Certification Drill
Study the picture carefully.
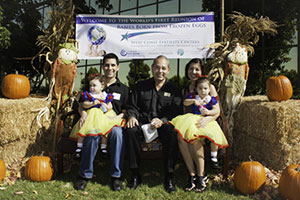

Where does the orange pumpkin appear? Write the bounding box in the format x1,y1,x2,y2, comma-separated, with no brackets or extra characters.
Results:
279,164,300,200
234,161,266,194
1,74,30,99
266,75,293,101
25,156,53,182
0,160,6,182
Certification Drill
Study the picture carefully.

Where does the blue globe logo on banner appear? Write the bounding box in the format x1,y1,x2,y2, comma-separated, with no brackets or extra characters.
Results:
120,49,127,56
87,26,106,45
177,49,184,56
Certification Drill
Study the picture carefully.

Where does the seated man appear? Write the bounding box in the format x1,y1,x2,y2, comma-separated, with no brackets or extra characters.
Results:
125,55,182,193
59,53,129,191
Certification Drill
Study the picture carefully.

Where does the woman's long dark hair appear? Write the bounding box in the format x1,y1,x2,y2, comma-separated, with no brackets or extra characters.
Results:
184,58,206,80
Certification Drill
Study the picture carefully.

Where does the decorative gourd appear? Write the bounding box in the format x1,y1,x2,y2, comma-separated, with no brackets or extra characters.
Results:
266,75,293,101
25,156,53,182
234,160,266,194
1,74,30,99
0,160,6,182
279,164,300,200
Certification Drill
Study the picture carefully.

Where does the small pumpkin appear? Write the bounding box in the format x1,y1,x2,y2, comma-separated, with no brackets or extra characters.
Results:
0,160,6,182
279,164,300,200
266,75,293,101
25,156,53,182
234,160,266,194
1,74,30,99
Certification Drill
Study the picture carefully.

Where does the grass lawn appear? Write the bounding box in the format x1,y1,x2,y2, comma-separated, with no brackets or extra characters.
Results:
0,154,280,200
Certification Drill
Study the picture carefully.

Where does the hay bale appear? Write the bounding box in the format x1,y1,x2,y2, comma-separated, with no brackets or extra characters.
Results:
233,95,300,170
0,97,52,166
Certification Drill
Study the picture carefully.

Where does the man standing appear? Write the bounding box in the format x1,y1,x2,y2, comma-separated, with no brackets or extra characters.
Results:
125,55,182,193
74,53,129,191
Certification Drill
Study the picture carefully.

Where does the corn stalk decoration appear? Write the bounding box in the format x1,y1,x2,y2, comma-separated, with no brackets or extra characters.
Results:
32,0,78,152
206,11,278,147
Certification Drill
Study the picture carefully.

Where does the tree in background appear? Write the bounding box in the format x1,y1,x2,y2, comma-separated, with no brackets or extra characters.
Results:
0,0,114,94
0,6,10,50
202,0,299,98
168,75,189,90
126,59,150,90
94,0,113,11
0,5,10,85
0,0,42,79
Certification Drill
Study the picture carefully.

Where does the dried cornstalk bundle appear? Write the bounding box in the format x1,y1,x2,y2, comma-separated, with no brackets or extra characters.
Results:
225,11,278,56
32,0,75,76
206,11,278,90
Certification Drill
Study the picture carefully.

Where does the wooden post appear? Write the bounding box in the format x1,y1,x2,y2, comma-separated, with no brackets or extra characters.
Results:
297,13,300,88
220,0,224,40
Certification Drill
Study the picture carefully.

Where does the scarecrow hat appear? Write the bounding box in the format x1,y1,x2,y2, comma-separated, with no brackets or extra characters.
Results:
58,43,79,54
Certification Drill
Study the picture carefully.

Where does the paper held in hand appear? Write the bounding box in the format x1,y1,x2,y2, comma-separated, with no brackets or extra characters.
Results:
141,124,158,143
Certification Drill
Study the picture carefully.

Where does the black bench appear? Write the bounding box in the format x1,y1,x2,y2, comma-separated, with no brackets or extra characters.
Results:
56,108,230,179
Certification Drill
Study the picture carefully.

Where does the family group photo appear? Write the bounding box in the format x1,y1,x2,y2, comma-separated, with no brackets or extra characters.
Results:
0,0,299,199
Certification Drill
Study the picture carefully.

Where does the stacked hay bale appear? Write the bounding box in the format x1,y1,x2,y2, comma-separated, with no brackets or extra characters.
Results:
233,95,300,170
0,97,52,166
1,95,299,171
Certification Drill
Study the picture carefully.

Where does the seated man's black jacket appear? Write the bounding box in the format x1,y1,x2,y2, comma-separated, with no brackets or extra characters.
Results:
127,77,182,124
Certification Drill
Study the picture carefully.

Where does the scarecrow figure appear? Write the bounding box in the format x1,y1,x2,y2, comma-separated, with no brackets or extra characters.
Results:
219,43,249,146
207,12,277,146
51,43,78,107
49,43,78,151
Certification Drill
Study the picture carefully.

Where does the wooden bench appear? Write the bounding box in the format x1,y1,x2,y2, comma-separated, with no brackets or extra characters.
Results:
56,108,230,179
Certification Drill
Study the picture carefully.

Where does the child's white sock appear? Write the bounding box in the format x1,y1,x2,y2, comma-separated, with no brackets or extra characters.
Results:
77,142,83,149
211,151,218,162
75,142,83,158
101,143,107,149
101,143,108,154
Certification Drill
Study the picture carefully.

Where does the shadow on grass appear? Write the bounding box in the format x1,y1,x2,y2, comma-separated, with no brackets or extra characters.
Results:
53,153,112,187
54,154,182,189
52,151,242,197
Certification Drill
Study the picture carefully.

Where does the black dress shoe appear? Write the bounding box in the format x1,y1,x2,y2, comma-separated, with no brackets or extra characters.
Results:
111,177,123,191
185,176,196,192
127,175,142,190
195,175,207,193
164,179,177,193
74,177,89,190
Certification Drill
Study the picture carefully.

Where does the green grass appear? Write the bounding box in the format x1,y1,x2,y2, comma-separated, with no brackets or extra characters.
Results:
0,156,263,200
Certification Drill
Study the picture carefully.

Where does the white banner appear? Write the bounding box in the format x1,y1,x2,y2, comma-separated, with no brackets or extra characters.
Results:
76,13,214,59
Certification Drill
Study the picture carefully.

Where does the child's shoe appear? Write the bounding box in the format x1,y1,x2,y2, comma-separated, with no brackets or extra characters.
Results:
101,148,109,158
210,157,222,170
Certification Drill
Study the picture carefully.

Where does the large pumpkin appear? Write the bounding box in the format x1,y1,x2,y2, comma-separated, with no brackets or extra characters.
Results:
279,164,300,200
0,160,6,182
234,161,266,194
1,74,30,99
25,156,53,182
266,75,293,101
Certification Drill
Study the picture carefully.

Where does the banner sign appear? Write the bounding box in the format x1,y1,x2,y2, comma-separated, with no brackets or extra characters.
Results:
76,12,214,59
